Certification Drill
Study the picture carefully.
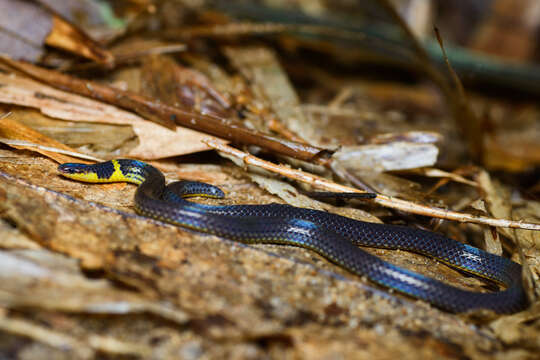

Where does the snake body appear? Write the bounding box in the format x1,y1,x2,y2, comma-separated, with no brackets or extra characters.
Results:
58,159,527,313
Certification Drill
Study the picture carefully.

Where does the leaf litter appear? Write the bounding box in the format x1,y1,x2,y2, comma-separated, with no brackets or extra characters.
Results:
0,1,539,359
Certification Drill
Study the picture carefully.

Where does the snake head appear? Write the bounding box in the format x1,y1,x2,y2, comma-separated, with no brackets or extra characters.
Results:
58,162,104,182
58,163,90,175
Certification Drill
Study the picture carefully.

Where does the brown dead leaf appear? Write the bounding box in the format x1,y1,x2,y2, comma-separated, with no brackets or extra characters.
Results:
0,115,91,164
333,142,439,172
416,168,477,187
476,170,515,241
476,170,539,303
141,55,230,112
490,302,540,347
369,130,442,145
469,199,503,255
512,200,540,300
225,46,309,141
0,72,215,159
46,15,113,65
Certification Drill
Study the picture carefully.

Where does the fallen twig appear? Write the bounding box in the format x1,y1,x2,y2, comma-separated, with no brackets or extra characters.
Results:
204,139,540,231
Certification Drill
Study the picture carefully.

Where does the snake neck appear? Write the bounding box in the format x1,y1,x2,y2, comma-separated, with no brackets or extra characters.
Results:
109,159,153,185
110,160,168,203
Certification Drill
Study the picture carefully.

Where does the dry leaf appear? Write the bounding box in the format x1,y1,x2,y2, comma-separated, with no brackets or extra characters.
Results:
0,116,91,163
0,72,216,159
334,142,439,172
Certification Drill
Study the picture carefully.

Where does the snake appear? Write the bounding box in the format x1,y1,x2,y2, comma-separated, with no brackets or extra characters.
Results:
58,159,527,313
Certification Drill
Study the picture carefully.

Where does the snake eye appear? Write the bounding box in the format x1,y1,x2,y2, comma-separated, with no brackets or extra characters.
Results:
58,163,89,174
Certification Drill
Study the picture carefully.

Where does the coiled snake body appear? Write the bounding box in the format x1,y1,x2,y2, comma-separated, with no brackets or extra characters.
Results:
58,159,527,313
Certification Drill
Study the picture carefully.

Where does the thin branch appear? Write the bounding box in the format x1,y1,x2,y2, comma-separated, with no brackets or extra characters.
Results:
204,139,540,231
